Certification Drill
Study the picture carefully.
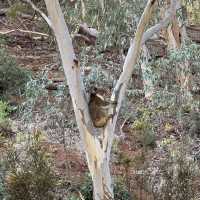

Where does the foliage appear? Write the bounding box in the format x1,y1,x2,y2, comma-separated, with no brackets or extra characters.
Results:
170,42,200,61
0,102,12,200
0,101,10,122
79,174,93,200
0,35,10,46
5,132,57,200
18,71,50,121
7,2,27,19
154,139,199,200
18,72,78,135
182,0,200,24
180,108,200,136
0,159,8,200
132,108,156,148
145,42,200,113
83,65,114,92
0,49,30,101
117,151,134,167
64,0,146,50
154,43,199,87
0,101,12,142
113,178,132,200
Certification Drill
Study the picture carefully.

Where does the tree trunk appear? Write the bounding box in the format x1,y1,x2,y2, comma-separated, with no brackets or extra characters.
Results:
91,157,113,199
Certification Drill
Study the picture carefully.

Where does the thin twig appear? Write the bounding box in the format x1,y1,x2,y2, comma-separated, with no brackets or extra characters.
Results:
22,0,52,28
0,29,49,37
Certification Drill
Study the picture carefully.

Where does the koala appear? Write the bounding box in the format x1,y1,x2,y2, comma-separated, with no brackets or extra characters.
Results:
88,89,112,128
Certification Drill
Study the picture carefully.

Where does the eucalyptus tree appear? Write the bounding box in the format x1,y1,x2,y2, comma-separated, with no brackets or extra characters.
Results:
42,0,180,199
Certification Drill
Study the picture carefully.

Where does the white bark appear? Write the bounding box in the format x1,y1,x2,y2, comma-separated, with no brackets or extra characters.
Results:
43,0,175,199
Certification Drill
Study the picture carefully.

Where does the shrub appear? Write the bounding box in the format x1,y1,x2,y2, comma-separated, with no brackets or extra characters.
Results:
152,139,199,200
79,174,93,200
7,2,27,19
0,159,8,200
113,178,132,200
0,100,11,200
148,43,200,97
0,101,10,122
132,108,156,149
5,132,57,200
0,49,30,101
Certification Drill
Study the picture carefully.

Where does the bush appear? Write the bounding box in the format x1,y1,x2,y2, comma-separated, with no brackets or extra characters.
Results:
152,139,199,200
0,49,30,101
79,174,93,200
0,159,8,200
0,101,12,140
0,100,11,200
0,101,10,122
7,2,27,19
132,108,156,149
5,132,57,200
113,178,132,200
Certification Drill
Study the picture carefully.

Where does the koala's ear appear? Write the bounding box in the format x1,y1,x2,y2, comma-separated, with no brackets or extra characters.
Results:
96,93,104,101
90,86,97,94
93,87,98,93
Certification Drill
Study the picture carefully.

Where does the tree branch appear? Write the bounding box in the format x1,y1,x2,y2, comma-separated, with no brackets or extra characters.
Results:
113,0,178,110
103,0,179,154
0,29,49,37
23,0,52,28
103,0,158,154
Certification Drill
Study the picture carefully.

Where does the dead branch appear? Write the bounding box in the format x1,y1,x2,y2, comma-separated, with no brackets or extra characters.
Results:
75,23,98,45
73,33,95,45
79,23,98,38
0,29,49,37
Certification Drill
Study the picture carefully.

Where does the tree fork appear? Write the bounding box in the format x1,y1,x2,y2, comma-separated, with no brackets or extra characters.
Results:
43,0,178,199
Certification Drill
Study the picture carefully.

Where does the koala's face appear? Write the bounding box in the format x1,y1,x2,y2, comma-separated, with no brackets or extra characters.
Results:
88,91,110,128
